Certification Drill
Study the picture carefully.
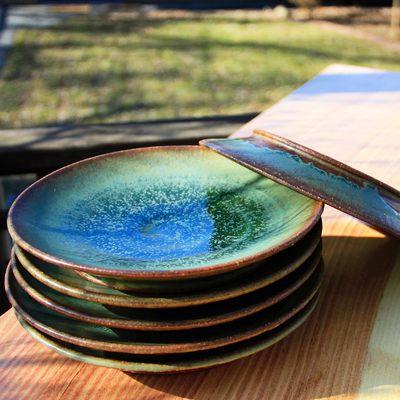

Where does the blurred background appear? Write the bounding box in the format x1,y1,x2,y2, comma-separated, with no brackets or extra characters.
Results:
0,0,399,313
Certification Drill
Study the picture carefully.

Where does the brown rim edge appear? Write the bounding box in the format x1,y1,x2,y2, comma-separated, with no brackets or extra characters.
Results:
14,296,319,374
6,262,322,354
12,239,322,308
10,252,323,331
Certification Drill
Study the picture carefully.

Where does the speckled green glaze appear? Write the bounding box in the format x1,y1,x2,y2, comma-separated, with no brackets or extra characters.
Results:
202,131,400,238
8,146,323,278
11,249,322,330
13,222,322,308
7,262,321,354
14,294,319,373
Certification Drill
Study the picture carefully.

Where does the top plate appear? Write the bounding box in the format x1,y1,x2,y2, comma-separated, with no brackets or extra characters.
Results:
8,145,322,279
201,131,400,238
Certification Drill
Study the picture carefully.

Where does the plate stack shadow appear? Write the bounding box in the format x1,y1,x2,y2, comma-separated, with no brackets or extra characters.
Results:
5,146,324,373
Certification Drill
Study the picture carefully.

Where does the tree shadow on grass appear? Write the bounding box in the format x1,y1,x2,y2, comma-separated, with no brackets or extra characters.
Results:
1,14,400,128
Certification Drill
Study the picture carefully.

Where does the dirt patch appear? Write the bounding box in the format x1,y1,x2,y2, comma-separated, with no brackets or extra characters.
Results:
294,7,400,51
288,7,399,52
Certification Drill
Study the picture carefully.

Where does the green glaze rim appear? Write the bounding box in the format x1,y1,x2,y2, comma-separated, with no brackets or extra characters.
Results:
13,227,322,308
6,261,322,354
14,294,319,374
11,254,322,330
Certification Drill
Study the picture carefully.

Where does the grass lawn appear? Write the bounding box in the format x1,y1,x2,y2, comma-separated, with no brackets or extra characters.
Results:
1,11,400,128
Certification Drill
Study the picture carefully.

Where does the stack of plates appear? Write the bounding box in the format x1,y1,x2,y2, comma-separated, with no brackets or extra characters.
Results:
6,146,324,373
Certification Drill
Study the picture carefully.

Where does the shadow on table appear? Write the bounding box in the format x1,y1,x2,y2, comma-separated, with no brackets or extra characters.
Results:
129,234,400,400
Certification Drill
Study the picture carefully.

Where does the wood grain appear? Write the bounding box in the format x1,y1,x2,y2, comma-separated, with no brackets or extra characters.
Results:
1,64,400,400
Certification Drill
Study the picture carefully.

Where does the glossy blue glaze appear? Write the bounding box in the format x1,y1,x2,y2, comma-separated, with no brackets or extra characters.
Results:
202,134,400,238
9,146,321,275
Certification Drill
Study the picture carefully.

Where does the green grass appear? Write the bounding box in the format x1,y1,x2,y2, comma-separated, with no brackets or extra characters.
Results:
1,13,400,128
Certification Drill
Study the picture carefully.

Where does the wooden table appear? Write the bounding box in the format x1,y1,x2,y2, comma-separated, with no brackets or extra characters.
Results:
1,64,399,400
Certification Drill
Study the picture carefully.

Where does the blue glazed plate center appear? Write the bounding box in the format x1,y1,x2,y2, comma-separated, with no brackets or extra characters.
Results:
66,183,260,262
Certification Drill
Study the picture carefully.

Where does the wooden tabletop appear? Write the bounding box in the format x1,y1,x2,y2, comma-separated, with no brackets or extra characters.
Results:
1,64,400,400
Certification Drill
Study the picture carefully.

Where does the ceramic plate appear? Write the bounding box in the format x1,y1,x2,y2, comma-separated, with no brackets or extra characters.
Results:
8,146,323,279
7,262,322,354
14,294,318,373
13,228,322,308
11,249,322,330
201,131,400,238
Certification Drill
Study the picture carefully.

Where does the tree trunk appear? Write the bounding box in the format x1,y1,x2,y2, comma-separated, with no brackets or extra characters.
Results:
391,0,400,39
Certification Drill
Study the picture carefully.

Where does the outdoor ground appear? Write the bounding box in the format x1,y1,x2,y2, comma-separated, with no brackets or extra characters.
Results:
300,7,400,51
1,8,400,128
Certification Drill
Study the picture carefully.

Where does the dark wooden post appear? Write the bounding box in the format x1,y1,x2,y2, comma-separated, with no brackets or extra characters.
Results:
0,5,8,33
